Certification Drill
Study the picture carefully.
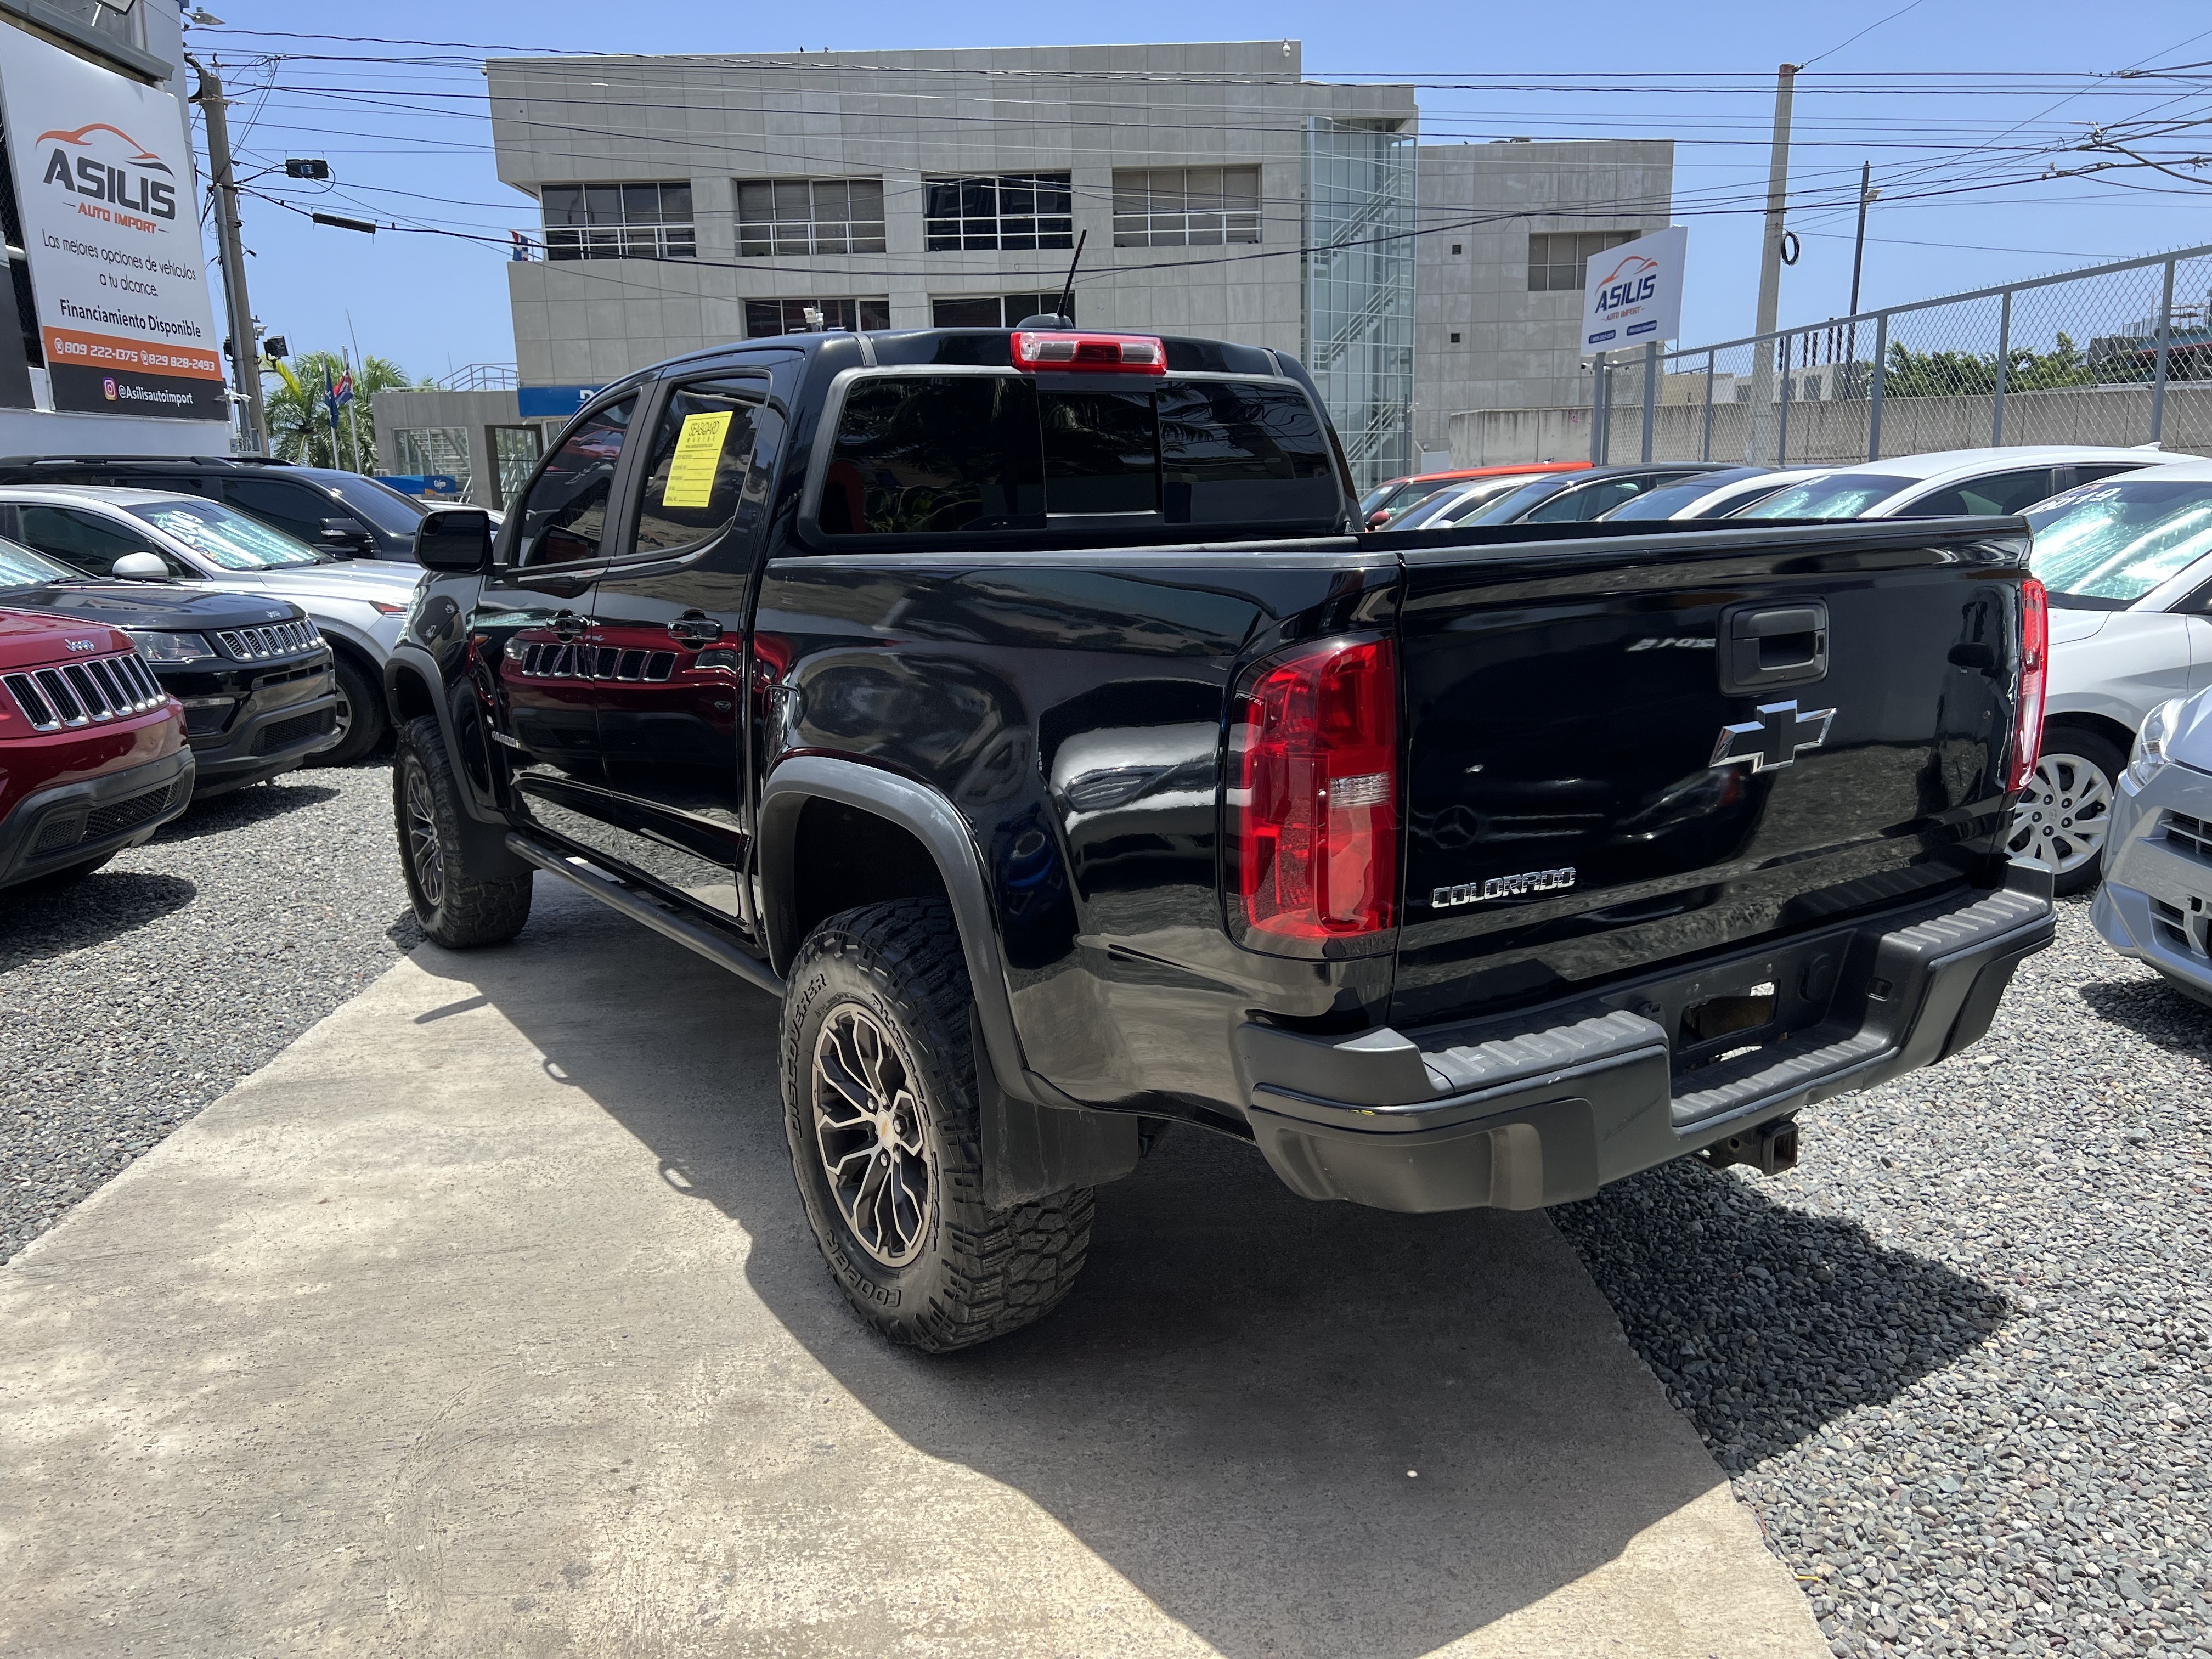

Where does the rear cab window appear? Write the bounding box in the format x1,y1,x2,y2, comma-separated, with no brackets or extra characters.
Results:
806,370,1343,543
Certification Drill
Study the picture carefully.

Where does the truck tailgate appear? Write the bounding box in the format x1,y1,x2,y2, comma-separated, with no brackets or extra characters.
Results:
1389,519,2030,1029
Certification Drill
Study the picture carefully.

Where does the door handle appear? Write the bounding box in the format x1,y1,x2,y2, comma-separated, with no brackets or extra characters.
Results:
1718,600,1828,694
551,609,590,641
667,612,724,646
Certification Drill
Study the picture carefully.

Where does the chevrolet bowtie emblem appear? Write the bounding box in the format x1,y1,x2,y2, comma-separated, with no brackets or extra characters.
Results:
1711,699,1836,772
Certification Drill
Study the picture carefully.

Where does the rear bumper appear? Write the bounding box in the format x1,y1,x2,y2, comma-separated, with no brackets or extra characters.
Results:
1234,861,2056,1212
0,745,194,888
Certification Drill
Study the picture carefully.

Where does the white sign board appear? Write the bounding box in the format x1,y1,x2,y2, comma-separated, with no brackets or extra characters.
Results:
0,24,224,419
1581,225,1687,356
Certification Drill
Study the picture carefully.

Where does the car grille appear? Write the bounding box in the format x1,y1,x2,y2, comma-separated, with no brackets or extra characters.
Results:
2,651,166,732
255,706,336,754
31,780,179,854
213,619,321,661
510,640,678,682
2165,812,2212,861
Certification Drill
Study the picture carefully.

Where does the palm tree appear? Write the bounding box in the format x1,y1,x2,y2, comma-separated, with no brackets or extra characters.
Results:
264,351,425,471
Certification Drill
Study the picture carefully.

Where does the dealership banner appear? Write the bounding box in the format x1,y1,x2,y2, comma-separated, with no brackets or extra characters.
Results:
0,24,224,419
1581,224,1688,356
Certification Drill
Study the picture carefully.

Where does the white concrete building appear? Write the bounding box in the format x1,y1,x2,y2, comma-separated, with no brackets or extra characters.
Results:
380,42,1675,497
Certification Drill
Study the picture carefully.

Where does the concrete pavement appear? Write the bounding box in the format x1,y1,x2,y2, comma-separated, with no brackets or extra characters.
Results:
0,879,1829,1657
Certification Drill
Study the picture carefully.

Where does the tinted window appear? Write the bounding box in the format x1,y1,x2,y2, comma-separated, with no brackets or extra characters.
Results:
821,376,1044,535
1899,469,2058,518
514,397,637,566
630,380,770,556
1157,382,1338,526
1521,476,1658,522
317,472,427,535
224,477,345,543
1403,475,1544,529
1601,468,1771,521
1043,390,1158,516
2025,477,2212,604
1736,472,1910,520
15,505,178,576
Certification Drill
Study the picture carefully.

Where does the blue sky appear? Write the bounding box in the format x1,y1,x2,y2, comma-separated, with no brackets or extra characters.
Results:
188,1,2212,384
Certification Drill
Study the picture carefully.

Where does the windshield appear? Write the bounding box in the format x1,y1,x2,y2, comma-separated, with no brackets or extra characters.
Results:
1601,468,1772,521
1734,471,1909,520
315,471,429,535
127,499,325,569
0,535,81,588
2025,477,2212,606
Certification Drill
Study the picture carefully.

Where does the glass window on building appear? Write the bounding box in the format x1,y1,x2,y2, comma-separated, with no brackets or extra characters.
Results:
735,179,887,256
492,426,544,511
929,295,1073,328
743,298,893,338
1306,119,1415,490
1111,167,1261,247
540,182,696,261
1526,230,1641,293
392,427,473,498
923,175,1073,252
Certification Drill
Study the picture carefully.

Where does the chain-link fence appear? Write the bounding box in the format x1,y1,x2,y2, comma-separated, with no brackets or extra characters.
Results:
1590,243,2212,468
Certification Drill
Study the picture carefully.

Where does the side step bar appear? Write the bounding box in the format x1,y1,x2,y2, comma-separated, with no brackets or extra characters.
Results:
504,832,785,998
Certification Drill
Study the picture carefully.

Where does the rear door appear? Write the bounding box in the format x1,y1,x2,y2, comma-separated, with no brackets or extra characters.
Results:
1390,520,2025,1029
583,371,783,931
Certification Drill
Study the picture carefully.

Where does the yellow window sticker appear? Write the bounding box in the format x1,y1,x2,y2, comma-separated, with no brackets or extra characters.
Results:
661,410,735,509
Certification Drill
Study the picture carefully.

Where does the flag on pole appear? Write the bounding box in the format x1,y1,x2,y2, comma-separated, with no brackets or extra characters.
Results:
321,368,353,428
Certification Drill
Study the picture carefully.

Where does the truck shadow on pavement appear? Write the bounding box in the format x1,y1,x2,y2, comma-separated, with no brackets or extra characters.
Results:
419,890,1996,1658
157,777,341,842
2076,975,2212,1053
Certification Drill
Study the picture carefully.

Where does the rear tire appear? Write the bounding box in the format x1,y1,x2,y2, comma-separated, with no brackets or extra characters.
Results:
2008,726,2123,896
394,715,532,947
779,898,1093,1352
312,652,387,767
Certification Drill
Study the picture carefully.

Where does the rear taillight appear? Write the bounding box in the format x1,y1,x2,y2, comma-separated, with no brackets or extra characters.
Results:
2005,577,2048,795
1228,635,1399,945
1010,330,1167,375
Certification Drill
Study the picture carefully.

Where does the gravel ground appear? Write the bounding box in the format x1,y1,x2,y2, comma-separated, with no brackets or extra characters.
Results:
0,764,417,1263
1558,895,2212,1657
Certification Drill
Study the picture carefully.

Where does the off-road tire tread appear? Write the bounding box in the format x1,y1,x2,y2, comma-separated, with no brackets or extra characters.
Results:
780,898,1093,1352
395,715,532,947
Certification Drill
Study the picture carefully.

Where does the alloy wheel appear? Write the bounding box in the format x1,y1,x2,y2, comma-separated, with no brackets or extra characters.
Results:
404,762,445,907
811,1005,932,1268
330,682,352,745
2006,750,2113,876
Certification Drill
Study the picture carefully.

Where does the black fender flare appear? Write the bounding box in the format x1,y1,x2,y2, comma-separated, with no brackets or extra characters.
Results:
759,754,1045,1108
384,640,529,879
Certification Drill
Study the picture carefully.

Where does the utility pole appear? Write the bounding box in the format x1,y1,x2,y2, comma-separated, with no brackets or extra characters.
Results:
1846,161,1878,398
188,57,267,455
1747,62,1798,464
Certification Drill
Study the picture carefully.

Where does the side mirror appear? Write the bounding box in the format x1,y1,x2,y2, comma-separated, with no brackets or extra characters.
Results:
110,552,172,582
415,506,493,573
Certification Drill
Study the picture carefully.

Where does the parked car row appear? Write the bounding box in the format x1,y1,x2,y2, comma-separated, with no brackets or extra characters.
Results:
0,457,450,889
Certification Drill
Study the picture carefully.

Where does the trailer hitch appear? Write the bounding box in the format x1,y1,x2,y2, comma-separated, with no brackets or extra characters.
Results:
1699,1115,1800,1177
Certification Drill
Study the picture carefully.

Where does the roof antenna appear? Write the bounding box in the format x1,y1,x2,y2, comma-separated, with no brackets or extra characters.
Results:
1052,229,1087,326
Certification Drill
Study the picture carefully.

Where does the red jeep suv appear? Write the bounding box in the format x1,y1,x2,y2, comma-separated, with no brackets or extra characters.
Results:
0,608,192,889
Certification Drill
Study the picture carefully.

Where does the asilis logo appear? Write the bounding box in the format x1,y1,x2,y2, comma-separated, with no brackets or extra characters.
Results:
35,122,178,223
1592,254,1661,318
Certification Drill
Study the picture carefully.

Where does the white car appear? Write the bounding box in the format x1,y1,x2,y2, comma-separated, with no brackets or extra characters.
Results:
1598,466,1820,521
0,485,417,764
2092,690,2212,1001
1730,444,2178,523
2004,460,2212,892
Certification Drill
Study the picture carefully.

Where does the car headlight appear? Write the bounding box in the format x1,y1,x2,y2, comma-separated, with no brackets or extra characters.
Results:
2129,697,2186,790
128,629,213,664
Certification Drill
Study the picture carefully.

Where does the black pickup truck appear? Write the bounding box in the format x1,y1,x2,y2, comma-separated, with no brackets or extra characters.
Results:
385,323,2057,1351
